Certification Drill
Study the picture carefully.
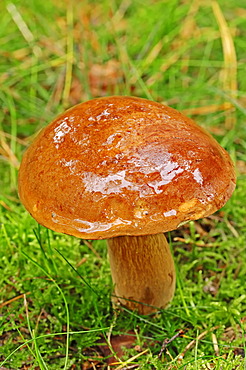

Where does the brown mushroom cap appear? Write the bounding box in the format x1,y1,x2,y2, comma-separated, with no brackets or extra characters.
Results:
18,96,236,239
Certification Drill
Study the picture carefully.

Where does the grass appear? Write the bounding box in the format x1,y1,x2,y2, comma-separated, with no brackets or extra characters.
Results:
0,0,246,368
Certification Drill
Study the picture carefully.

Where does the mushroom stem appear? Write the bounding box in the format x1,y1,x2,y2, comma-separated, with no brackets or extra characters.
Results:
107,233,176,315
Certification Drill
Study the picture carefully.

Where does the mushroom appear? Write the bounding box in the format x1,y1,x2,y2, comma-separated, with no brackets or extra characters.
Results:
18,96,236,315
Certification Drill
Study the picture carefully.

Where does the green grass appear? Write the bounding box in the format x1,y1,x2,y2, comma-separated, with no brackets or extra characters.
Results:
0,0,246,368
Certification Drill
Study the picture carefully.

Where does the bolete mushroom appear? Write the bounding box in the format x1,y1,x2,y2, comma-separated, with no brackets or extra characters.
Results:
18,96,236,314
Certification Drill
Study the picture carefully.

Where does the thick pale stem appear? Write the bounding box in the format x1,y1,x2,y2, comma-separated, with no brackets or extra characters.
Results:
107,233,176,315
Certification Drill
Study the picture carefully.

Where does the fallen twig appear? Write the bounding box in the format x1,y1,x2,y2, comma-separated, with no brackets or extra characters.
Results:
158,330,185,359
0,292,31,309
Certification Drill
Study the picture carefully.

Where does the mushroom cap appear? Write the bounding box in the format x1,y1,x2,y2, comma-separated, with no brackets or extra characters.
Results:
18,96,236,239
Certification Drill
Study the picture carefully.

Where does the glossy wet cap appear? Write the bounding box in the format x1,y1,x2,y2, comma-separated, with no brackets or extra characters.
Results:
18,96,236,239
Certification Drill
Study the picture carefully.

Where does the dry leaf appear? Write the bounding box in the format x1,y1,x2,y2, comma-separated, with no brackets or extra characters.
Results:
89,60,123,97
98,331,137,366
